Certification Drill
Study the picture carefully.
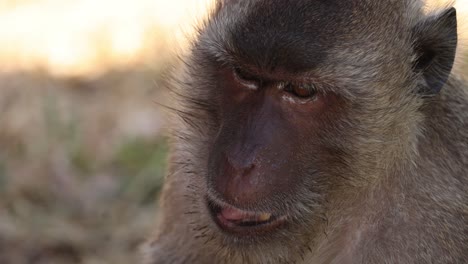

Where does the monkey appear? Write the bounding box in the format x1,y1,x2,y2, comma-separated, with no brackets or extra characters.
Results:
144,0,468,263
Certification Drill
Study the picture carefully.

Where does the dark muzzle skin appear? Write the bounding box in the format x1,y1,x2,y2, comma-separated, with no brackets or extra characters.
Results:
206,93,294,235
205,65,339,236
208,77,309,209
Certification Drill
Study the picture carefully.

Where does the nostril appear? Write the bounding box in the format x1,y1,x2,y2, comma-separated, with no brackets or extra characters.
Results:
244,163,255,175
225,151,257,175
225,157,256,179
213,153,262,205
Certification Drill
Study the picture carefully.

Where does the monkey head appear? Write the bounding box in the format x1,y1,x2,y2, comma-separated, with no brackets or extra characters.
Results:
169,0,458,259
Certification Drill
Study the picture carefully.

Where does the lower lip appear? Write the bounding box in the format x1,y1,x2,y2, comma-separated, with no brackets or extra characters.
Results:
208,202,287,236
215,213,287,235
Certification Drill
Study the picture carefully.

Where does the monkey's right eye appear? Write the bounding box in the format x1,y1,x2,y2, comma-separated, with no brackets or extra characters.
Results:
233,67,260,89
284,83,318,100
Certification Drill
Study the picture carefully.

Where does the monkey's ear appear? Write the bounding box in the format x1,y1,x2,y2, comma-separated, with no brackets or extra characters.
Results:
413,8,457,96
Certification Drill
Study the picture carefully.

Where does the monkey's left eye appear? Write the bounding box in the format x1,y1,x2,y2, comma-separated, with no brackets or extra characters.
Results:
284,83,317,99
233,67,260,89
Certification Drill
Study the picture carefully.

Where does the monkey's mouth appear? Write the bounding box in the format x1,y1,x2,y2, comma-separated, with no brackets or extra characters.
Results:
207,200,286,236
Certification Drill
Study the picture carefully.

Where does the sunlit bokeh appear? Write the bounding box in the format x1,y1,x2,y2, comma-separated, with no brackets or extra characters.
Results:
0,0,466,77
0,0,214,76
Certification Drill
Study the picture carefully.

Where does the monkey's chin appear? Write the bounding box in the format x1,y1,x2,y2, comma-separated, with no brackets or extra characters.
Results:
206,198,287,237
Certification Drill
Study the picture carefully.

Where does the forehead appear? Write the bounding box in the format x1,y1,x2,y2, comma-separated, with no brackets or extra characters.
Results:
212,0,357,72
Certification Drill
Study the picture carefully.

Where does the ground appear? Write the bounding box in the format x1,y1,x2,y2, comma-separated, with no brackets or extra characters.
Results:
0,66,168,264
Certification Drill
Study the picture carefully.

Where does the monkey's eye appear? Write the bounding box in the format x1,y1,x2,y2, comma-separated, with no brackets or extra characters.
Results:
233,67,260,89
284,83,317,99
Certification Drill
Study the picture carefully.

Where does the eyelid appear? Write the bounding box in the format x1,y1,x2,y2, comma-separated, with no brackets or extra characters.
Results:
233,67,260,90
234,67,257,81
282,82,318,92
303,83,318,93
294,82,317,91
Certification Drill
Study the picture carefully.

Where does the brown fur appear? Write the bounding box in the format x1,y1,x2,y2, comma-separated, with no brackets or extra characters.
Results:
145,0,468,263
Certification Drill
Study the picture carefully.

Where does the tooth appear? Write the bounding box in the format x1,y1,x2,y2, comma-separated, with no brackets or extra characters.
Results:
258,213,272,221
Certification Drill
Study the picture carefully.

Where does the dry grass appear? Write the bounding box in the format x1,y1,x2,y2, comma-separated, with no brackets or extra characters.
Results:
0,65,169,263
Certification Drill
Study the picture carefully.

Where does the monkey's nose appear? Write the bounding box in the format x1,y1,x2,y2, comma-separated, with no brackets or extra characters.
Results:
214,154,270,206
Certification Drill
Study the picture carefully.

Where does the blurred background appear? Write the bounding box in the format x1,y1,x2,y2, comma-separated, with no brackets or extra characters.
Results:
0,0,466,263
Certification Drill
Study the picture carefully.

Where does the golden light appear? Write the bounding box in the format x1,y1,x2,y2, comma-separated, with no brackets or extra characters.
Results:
0,0,213,76
0,0,465,77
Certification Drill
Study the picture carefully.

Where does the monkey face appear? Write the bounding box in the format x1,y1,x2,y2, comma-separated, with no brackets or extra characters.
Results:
177,5,381,248
169,0,458,257
181,1,378,244
205,66,345,238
